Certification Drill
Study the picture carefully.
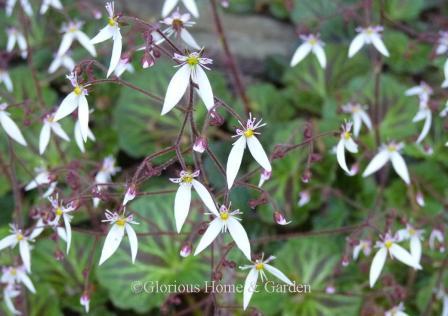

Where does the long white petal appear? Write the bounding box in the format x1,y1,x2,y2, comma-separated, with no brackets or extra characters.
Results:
162,0,178,17
362,150,389,178
78,95,89,142
416,111,431,144
57,227,67,241
227,217,251,260
91,25,114,44
19,241,31,272
226,136,246,189
390,152,410,185
54,92,78,121
75,31,97,57
2,73,13,92
161,64,191,115
48,57,62,74
345,138,358,153
99,224,125,265
0,112,27,146
39,123,51,154
63,214,72,254
57,33,74,57
290,43,312,67
264,264,293,285
336,139,350,174
192,180,219,216
20,0,33,16
74,121,85,152
369,247,387,287
174,185,192,233
247,136,271,172
180,29,200,50
125,224,138,263
193,217,222,256
107,30,122,78
410,236,422,264
4,292,20,315
348,34,365,58
353,114,362,137
360,111,372,130
0,235,16,250
371,34,389,57
182,0,199,17
19,272,35,293
51,123,70,141
243,268,259,310
312,45,326,69
389,244,421,269
193,66,214,111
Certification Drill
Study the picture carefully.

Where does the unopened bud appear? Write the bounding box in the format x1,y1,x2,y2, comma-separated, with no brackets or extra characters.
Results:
180,244,192,257
273,211,291,226
193,136,208,153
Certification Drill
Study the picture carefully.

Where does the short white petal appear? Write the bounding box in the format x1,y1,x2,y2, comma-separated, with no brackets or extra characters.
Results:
39,123,51,154
362,150,389,178
91,25,114,44
54,92,78,121
348,34,365,58
226,136,246,189
78,95,89,142
76,31,97,57
107,30,122,78
162,0,178,17
410,236,422,264
247,136,271,172
369,247,387,287
63,214,72,254
389,244,421,269
193,66,214,111
264,264,293,285
371,34,390,57
0,235,16,250
193,217,222,256
99,224,125,265
227,217,251,260
19,241,31,272
336,140,350,174
312,45,326,69
0,112,27,146
182,0,199,17
290,43,312,67
243,268,259,310
353,244,362,260
390,152,410,185
192,180,219,216
174,185,192,233
125,224,138,263
161,64,191,115
51,123,70,141
180,29,200,50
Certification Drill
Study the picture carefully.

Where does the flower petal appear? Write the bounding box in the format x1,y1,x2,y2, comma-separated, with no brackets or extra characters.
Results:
360,110,372,131
183,0,199,17
410,236,422,264
54,92,78,121
369,247,387,287
362,150,389,178
243,268,259,310
264,264,293,285
174,185,192,233
51,122,70,141
193,217,222,256
348,33,365,58
63,213,72,254
389,244,421,269
345,138,358,153
415,111,431,144
2,72,13,92
107,30,122,78
162,0,178,17
48,57,62,74
91,25,114,44
336,139,350,174
371,33,389,57
312,45,326,69
39,123,51,155
19,240,31,272
290,43,312,67
247,136,271,172
193,66,214,111
78,95,89,142
75,31,97,57
0,112,27,146
74,120,85,152
226,136,246,189
99,224,125,265
19,272,35,293
161,64,191,115
0,235,16,251
57,33,74,57
227,217,251,260
180,29,200,50
192,180,219,216
390,152,410,185
125,224,138,263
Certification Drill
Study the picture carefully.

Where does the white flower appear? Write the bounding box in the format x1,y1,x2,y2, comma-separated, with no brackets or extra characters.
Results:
57,20,97,57
162,51,214,115
170,170,217,233
1,265,35,293
80,292,90,313
352,239,372,260
24,167,53,191
369,232,422,287
258,169,271,187
297,190,310,207
412,102,432,144
6,27,27,59
362,142,410,185
385,302,408,316
160,10,200,50
99,210,139,265
429,229,445,252
341,103,372,137
0,224,36,272
6,0,33,16
194,204,251,260
348,25,389,58
91,2,123,78
123,184,137,206
48,52,75,74
290,34,326,68
40,0,62,14
336,121,358,175
48,196,75,254
0,69,13,92
39,112,70,155
114,55,134,77
53,72,91,142
436,31,448,55
93,156,121,207
396,224,424,264
3,284,21,315
405,81,433,105
0,102,27,146
239,255,292,310
74,118,95,153
226,114,272,189
162,0,199,18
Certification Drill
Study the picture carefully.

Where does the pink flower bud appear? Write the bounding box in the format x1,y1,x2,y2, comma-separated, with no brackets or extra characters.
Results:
80,292,90,313
180,244,192,257
141,52,155,69
301,169,312,183
273,211,291,226
123,184,137,206
193,137,208,153
325,285,336,294
297,190,310,207
258,169,272,187
341,256,349,267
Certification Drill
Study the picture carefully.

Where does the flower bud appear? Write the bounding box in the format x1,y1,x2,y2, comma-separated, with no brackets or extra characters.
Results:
123,184,137,206
258,169,271,187
273,211,291,226
301,169,312,183
179,243,192,257
193,136,208,154
80,292,90,313
416,191,424,207
141,51,155,69
297,190,310,207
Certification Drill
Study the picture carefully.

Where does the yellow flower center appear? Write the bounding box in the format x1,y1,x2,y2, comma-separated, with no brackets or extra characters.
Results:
255,262,264,270
309,38,317,45
244,129,254,138
56,208,63,216
116,218,126,226
220,212,229,220
108,17,117,26
74,86,83,96
344,131,351,140
387,145,396,152
17,234,24,241
385,241,393,249
172,19,184,29
408,228,416,235
11,268,17,276
186,56,199,66
182,175,193,183
68,26,78,33
366,28,374,35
